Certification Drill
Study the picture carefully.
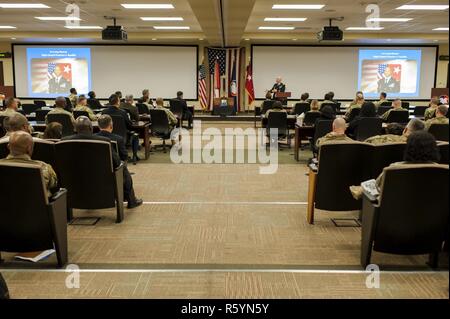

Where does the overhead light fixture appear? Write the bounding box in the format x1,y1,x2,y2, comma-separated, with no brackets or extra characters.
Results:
259,26,295,30
36,17,82,21
292,38,298,41
199,38,204,40
272,4,324,10
64,26,102,29
152,38,157,40
11,37,16,40
264,17,307,21
433,27,449,31
0,26,17,29
140,17,183,21
153,26,190,29
367,18,413,22
244,38,250,41
0,3,50,8
396,4,449,10
121,4,174,9
346,27,384,30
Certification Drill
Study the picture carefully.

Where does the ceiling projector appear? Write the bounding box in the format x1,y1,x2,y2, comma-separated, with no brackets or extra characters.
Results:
102,25,128,41
317,26,344,41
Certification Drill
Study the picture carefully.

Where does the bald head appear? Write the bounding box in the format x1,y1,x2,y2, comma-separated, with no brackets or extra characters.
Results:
276,76,282,83
436,104,448,117
8,131,34,157
4,113,30,133
55,96,67,108
74,116,93,134
332,118,347,134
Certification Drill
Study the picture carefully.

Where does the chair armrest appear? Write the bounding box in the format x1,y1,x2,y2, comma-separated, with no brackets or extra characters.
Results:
50,188,67,203
308,163,318,172
114,162,125,173
311,158,318,165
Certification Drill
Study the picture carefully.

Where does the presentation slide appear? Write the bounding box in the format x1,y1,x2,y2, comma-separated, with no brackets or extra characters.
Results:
358,49,421,98
14,45,198,99
26,47,91,98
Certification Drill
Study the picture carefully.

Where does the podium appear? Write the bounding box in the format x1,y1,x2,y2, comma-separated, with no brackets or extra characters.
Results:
274,92,291,106
212,97,236,116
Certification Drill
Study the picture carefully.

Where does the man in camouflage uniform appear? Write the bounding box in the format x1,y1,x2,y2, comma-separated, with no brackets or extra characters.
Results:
381,98,408,121
74,95,98,121
0,131,57,197
0,113,34,142
0,97,19,117
46,96,76,126
423,96,440,121
425,104,449,130
365,119,424,145
316,118,353,148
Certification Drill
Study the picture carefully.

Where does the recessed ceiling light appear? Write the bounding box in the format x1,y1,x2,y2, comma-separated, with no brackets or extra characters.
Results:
36,17,82,21
244,38,250,41
140,17,183,21
121,4,174,9
292,38,298,41
153,26,190,30
433,39,439,42
346,27,384,31
386,38,392,41
264,17,307,22
0,26,16,29
11,37,16,40
152,38,157,40
367,18,413,22
199,38,204,40
0,3,50,8
272,4,325,10
259,26,295,30
396,5,449,10
64,26,102,29
433,27,449,31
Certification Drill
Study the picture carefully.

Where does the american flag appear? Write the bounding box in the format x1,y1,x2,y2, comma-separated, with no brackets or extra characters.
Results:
198,61,208,110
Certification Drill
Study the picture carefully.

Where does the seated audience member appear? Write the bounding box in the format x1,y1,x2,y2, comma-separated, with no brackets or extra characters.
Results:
320,93,335,108
380,98,408,121
265,101,287,118
0,113,34,142
309,100,320,113
0,97,19,117
175,91,193,129
316,118,353,148
262,91,273,106
155,98,178,129
425,104,449,130
315,105,336,126
424,96,440,121
299,92,310,104
120,95,140,122
138,89,153,107
62,116,143,208
345,93,364,120
374,92,388,108
68,88,78,107
47,96,76,126
350,131,440,200
74,96,98,121
115,91,125,103
43,122,63,140
87,91,103,110
96,114,128,162
0,131,57,197
346,101,377,137
365,119,424,145
327,91,336,103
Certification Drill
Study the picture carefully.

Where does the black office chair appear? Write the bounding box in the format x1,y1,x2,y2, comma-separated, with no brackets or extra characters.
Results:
303,112,321,126
0,162,68,267
21,103,39,115
0,140,8,158
149,109,171,152
35,109,51,122
355,118,383,141
438,142,449,164
310,119,333,155
55,140,125,223
266,112,290,148
401,101,410,109
377,106,392,116
0,115,8,138
386,110,409,123
64,97,73,110
346,107,361,123
34,100,47,108
46,113,75,137
261,100,275,115
292,102,310,116
413,106,428,118
169,99,184,127
32,139,58,174
379,101,392,107
361,164,449,268
371,143,407,178
73,110,89,119
87,98,102,110
136,103,150,115
320,103,339,113
428,124,449,142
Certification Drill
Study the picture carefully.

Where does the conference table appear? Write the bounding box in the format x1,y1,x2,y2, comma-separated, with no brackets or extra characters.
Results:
29,120,152,160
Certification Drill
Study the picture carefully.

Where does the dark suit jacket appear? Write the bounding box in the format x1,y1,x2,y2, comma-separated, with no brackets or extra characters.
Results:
61,133,120,168
377,77,400,93
175,97,189,113
101,105,134,131
96,130,128,162
87,98,103,110
271,83,286,93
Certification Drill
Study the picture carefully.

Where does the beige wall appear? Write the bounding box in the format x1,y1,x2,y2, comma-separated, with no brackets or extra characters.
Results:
0,42,13,85
436,44,449,88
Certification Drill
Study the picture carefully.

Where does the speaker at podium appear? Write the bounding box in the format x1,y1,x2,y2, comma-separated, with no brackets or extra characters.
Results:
274,92,291,106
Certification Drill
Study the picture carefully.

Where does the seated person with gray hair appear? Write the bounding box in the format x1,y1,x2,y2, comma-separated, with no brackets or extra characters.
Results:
120,94,140,122
365,118,425,145
0,113,34,142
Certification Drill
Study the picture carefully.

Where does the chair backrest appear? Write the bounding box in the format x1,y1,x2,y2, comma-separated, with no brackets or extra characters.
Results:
379,101,391,107
169,99,184,117
428,124,449,142
293,102,310,116
312,120,333,146
136,103,150,115
413,106,428,117
303,112,321,126
0,162,54,252
32,139,57,171
149,109,171,136
375,165,449,254
386,110,409,123
401,101,410,109
355,117,383,141
0,140,8,158
55,140,116,209
377,105,392,116
320,103,339,113
34,100,47,108
346,107,361,123
46,113,74,137
65,97,72,108
316,142,371,211
438,142,449,164
73,110,89,119
110,115,128,141
21,103,39,115
35,109,50,122
0,115,8,138
267,112,288,136
371,143,407,178
87,98,101,110
261,100,275,114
